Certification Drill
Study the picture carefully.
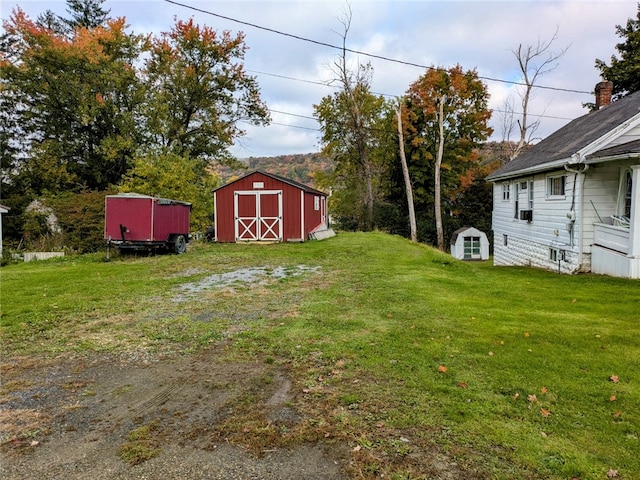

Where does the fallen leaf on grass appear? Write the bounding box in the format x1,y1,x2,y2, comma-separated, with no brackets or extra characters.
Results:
541,387,548,394
540,408,551,417
488,351,494,357
527,394,538,403
609,375,619,383
438,365,448,373
513,392,520,400
524,332,530,338
613,411,622,418
607,469,619,478
457,382,468,389
352,445,362,452
610,395,617,402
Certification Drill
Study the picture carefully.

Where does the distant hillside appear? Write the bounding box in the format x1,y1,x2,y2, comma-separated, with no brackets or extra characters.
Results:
213,153,334,189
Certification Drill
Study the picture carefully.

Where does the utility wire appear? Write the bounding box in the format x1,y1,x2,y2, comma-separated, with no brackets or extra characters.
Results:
165,0,592,95
255,71,576,122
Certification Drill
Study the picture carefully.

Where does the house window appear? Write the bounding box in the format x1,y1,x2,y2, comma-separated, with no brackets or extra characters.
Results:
528,181,534,209
549,248,558,262
624,170,632,218
617,169,632,219
503,234,508,246
463,236,481,259
502,183,510,201
514,182,519,218
547,175,566,197
314,196,320,211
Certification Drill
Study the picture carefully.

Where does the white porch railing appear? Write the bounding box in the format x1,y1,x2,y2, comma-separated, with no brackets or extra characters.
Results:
593,221,630,255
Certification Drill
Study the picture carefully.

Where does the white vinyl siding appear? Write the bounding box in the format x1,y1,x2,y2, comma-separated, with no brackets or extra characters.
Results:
493,171,580,268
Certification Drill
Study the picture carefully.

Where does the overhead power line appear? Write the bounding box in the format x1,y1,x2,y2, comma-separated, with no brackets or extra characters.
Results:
165,0,592,95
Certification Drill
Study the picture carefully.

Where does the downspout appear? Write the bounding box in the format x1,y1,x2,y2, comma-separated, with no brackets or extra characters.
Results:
565,154,590,272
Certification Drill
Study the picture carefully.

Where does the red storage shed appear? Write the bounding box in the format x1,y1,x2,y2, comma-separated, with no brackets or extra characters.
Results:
213,171,329,242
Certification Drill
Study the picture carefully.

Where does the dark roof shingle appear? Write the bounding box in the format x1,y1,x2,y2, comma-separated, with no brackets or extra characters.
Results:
487,90,640,180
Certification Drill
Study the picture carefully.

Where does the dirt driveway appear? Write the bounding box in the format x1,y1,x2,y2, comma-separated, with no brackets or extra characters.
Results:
0,345,348,479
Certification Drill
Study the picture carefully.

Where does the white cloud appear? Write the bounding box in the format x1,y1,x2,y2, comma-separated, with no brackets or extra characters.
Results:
6,0,639,155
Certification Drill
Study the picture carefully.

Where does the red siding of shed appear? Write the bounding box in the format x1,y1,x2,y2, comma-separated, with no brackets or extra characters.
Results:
214,171,327,242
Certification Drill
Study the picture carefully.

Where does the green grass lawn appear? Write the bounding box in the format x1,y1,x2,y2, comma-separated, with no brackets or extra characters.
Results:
1,232,638,479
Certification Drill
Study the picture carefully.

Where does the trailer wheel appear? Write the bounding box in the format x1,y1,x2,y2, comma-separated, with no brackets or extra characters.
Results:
174,235,187,254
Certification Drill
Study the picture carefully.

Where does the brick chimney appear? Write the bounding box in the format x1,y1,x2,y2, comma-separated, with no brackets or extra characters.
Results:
595,81,613,109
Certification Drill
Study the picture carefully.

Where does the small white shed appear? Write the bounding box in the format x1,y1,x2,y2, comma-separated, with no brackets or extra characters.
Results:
450,227,489,261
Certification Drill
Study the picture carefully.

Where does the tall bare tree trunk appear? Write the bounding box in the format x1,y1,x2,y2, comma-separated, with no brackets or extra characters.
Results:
501,29,568,161
435,96,446,251
396,102,417,242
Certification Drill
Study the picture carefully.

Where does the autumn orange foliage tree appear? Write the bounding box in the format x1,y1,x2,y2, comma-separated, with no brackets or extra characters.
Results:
399,65,493,249
142,18,270,166
1,0,270,249
1,6,147,193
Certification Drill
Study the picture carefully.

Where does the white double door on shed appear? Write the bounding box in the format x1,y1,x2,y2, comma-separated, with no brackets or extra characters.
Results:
234,190,283,241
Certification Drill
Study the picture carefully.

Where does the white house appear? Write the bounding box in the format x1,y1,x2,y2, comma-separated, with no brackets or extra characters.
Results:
487,82,640,279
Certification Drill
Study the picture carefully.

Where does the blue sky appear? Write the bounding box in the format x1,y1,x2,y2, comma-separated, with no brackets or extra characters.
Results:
4,0,638,157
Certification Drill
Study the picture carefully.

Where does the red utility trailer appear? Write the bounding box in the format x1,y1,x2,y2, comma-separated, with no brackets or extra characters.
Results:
104,193,191,253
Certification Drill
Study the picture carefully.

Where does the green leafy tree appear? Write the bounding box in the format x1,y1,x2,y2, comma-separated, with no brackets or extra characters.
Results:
314,85,394,231
401,65,493,249
313,9,393,231
142,18,270,165
596,3,640,98
118,150,222,232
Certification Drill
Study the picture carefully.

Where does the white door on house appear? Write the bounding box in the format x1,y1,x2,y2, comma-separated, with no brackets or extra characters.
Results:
234,190,283,241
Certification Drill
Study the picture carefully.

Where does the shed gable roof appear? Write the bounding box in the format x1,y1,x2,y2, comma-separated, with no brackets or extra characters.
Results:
214,170,327,196
487,90,640,180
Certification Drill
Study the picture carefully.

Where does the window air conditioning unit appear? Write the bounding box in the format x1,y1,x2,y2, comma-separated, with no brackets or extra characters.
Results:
519,209,533,222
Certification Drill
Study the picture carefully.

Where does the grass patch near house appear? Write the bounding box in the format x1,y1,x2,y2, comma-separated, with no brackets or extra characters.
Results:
1,232,638,479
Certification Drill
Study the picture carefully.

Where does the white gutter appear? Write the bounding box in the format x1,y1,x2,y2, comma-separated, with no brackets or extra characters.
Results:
584,152,640,164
